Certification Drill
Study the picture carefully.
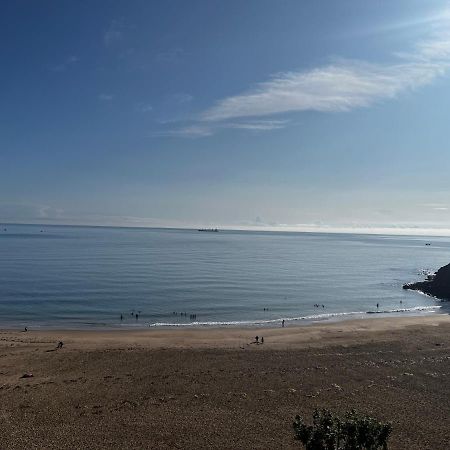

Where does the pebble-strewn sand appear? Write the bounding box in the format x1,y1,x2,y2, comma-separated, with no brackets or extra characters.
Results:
0,315,449,449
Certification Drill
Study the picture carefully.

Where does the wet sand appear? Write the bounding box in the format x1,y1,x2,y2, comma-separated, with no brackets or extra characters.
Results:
1,315,449,449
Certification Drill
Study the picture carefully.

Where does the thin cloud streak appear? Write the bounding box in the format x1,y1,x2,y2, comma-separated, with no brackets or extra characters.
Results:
155,120,288,137
202,44,450,122
49,55,79,72
99,94,114,101
152,124,214,138
135,103,153,113
200,26,450,123
161,15,450,137
226,120,288,131
349,7,450,38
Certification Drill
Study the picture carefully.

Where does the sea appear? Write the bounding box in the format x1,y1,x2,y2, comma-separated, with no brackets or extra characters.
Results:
0,224,448,329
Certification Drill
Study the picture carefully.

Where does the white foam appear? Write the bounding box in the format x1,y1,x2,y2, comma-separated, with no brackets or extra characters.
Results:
147,305,442,328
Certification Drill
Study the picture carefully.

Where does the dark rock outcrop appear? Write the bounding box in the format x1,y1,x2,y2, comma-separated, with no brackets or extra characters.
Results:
403,263,450,300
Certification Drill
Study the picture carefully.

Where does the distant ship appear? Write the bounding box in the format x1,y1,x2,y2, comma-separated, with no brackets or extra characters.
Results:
198,228,219,232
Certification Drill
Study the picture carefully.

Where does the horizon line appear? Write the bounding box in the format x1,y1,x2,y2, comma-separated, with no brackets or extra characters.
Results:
2,221,450,238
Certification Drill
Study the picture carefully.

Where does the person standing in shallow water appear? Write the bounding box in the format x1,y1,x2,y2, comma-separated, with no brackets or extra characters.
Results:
282,319,285,328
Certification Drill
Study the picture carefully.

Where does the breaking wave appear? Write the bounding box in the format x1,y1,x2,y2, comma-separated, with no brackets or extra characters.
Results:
148,305,441,328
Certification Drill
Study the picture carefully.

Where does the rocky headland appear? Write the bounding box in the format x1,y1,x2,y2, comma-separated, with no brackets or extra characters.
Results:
403,263,450,300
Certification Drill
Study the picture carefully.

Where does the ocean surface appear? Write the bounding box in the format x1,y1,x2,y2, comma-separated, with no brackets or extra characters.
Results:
0,224,449,329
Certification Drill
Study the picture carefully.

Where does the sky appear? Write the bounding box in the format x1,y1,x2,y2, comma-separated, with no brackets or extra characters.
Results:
2,0,450,234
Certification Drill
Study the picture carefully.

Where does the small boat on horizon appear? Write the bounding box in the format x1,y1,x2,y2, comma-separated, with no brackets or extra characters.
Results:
198,228,219,232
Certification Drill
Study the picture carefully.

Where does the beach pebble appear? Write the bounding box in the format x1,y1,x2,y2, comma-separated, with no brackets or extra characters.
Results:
264,389,275,394
20,373,33,379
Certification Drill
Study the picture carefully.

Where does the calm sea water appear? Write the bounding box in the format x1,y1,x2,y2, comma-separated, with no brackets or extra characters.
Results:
0,224,448,329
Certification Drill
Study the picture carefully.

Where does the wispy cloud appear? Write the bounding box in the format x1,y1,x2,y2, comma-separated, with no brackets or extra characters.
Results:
99,94,114,101
225,119,288,131
155,119,288,138
161,13,450,137
202,33,450,122
104,20,124,46
348,7,450,38
49,55,79,72
423,202,449,211
0,203,64,221
153,124,214,138
104,30,122,46
135,102,153,113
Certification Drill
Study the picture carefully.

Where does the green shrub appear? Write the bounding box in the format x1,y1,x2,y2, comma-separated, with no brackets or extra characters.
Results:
293,409,392,450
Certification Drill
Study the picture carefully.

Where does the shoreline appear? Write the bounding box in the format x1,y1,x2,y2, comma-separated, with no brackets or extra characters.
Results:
2,302,445,333
3,314,449,350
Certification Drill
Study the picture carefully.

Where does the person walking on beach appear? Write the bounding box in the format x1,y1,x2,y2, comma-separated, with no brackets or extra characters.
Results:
261,337,264,344
282,319,285,328
255,336,259,343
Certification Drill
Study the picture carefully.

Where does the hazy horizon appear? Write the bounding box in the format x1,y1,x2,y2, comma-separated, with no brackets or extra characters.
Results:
5,220,450,238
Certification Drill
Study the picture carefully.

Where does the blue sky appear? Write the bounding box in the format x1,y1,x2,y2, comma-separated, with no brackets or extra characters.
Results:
2,0,450,234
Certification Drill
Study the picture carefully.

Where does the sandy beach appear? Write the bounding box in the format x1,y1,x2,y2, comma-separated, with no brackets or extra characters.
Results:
1,315,449,449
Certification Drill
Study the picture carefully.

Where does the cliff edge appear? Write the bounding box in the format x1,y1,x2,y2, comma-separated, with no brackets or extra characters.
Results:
403,263,450,300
